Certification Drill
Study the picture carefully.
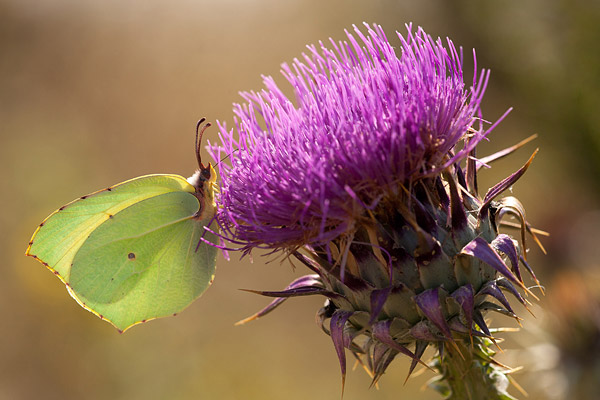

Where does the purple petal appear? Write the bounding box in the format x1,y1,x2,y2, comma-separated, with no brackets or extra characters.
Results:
369,287,392,325
466,149,479,195
455,164,468,189
434,176,450,212
446,170,469,237
235,297,288,326
412,192,437,235
410,321,445,341
292,251,324,275
496,277,529,308
477,281,515,315
370,342,398,387
492,234,522,282
235,275,322,325
461,237,525,290
520,255,542,289
372,320,423,363
473,310,491,337
480,149,537,218
448,316,487,337
450,284,474,335
240,286,331,298
479,301,518,318
371,341,389,375
407,341,429,380
330,310,354,390
414,288,452,340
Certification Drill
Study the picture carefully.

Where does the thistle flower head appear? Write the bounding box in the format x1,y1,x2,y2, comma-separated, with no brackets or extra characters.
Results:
214,23,491,251
212,23,542,395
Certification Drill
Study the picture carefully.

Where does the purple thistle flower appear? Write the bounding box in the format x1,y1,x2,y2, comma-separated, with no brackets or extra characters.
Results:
213,23,495,251
212,23,542,397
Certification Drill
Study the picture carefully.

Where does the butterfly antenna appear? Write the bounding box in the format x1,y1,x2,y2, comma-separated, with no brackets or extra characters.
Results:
214,148,239,168
195,118,211,168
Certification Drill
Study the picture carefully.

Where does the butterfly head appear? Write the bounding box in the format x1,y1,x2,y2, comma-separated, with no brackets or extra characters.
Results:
198,163,213,183
188,163,216,190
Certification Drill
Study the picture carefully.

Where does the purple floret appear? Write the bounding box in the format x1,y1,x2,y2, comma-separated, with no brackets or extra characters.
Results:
211,23,494,251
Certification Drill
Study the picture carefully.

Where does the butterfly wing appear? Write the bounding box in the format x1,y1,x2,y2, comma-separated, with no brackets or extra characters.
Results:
26,174,218,331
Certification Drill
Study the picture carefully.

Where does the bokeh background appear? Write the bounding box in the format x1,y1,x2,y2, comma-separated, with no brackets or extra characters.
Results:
2,1,599,399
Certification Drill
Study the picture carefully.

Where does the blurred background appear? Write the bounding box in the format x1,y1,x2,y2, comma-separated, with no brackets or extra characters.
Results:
2,0,599,399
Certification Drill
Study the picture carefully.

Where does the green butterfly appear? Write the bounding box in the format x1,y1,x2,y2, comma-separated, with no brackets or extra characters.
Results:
26,119,219,332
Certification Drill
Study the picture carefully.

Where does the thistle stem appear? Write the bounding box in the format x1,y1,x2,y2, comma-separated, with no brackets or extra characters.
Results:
430,339,517,400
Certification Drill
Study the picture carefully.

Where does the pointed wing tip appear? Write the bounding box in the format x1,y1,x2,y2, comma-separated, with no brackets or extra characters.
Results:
64,284,164,333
